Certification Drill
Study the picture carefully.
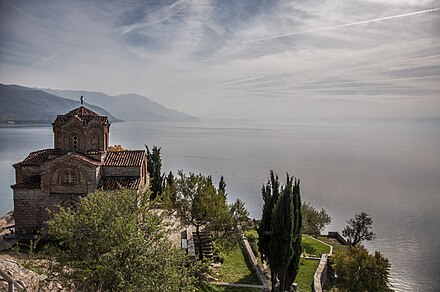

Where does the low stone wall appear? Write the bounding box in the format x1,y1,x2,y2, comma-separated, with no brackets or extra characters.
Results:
313,254,329,292
326,232,348,245
241,234,270,291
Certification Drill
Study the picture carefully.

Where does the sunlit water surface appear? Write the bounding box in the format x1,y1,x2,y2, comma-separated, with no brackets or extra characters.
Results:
1,120,439,291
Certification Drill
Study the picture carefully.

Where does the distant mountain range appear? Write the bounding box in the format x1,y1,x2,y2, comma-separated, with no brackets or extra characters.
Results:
0,84,120,123
42,88,198,123
0,83,198,123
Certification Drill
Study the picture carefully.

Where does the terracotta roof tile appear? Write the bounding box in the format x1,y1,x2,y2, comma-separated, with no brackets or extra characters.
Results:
104,150,145,167
86,150,104,155
54,106,109,125
68,153,102,165
66,106,99,116
16,148,65,166
99,176,141,190
11,176,41,189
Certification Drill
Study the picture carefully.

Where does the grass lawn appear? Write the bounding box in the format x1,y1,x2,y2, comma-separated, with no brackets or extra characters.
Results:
317,236,347,254
302,235,331,257
206,285,262,292
295,258,320,291
216,242,260,285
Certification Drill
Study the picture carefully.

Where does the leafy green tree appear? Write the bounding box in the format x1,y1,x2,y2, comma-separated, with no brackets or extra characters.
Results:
230,198,249,224
343,212,376,246
333,245,392,291
210,181,235,241
46,189,196,291
145,145,164,200
258,171,302,291
302,202,331,237
175,171,233,260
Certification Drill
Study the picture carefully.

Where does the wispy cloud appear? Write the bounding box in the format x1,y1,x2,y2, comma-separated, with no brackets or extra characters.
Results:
117,0,187,35
247,7,440,43
0,0,439,120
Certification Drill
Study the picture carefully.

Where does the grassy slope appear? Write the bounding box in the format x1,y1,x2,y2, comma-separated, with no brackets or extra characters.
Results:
302,235,331,256
217,243,260,284
296,258,320,291
317,236,347,254
199,282,261,292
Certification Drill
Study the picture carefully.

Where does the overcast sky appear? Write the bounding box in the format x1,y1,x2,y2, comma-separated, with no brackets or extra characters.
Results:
1,0,439,121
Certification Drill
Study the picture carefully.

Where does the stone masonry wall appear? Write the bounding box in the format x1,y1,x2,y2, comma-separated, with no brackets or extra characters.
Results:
313,254,329,292
41,159,100,194
13,189,44,233
103,166,140,177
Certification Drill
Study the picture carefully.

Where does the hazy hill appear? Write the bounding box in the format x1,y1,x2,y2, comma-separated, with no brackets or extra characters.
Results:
43,89,198,122
0,84,121,123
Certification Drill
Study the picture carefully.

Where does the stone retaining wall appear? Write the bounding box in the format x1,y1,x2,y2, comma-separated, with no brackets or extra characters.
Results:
241,234,270,291
313,254,329,292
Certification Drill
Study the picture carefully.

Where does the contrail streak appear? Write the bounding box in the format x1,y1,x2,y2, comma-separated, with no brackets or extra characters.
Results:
248,7,440,43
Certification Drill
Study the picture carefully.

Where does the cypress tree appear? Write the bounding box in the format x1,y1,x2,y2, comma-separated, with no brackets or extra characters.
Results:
270,175,294,291
164,171,177,204
166,171,174,187
286,177,302,288
219,175,226,195
145,145,164,200
258,171,280,291
258,171,302,291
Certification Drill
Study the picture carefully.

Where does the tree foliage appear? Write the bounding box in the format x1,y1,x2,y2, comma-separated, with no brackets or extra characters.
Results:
230,198,249,224
161,171,177,206
46,189,196,291
302,202,331,237
108,144,125,151
145,145,164,200
333,245,393,291
258,171,280,264
218,176,226,195
174,171,234,259
258,171,302,291
342,212,376,246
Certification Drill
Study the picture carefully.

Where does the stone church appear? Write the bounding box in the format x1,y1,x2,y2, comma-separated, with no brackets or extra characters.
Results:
11,102,149,234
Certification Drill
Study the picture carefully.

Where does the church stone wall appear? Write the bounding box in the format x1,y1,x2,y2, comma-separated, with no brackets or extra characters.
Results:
53,118,109,153
41,158,101,195
104,166,141,177
84,121,108,152
13,189,45,233
41,193,84,224
54,120,86,152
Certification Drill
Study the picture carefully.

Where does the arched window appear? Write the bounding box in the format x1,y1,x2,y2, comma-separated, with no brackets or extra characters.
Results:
64,169,76,184
72,135,79,151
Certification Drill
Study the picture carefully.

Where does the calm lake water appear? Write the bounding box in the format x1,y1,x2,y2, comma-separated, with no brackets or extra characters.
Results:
1,120,439,291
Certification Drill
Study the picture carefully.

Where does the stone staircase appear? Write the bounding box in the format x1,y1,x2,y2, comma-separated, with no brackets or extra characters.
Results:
192,230,213,259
